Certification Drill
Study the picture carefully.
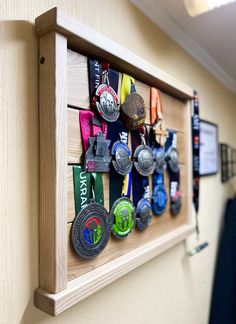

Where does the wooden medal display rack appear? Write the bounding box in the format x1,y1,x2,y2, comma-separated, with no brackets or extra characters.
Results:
35,7,195,316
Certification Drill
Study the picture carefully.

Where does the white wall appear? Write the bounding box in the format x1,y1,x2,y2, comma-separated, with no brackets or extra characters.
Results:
1,1,236,323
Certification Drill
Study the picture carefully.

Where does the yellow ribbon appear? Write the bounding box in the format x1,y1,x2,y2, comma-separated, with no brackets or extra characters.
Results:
120,74,135,105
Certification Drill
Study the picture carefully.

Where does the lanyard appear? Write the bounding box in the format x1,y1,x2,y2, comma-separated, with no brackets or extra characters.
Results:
192,90,200,235
79,110,107,152
150,87,163,124
107,120,132,208
73,166,104,215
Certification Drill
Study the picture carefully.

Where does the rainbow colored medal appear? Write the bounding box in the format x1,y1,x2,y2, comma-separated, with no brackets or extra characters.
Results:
71,171,111,259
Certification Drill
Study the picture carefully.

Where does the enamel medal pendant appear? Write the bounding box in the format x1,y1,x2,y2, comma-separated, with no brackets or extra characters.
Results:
93,63,119,122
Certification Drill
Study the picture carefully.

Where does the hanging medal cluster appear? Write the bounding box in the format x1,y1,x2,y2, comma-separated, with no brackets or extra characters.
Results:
71,59,182,259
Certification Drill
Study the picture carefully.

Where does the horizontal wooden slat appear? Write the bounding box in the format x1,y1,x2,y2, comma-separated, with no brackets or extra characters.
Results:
67,49,151,122
36,8,194,100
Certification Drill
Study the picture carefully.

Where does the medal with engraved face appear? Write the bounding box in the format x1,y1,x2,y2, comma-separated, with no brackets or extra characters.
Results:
166,147,180,173
111,197,136,239
95,84,119,122
134,134,155,176
136,198,152,231
71,202,112,259
111,139,132,176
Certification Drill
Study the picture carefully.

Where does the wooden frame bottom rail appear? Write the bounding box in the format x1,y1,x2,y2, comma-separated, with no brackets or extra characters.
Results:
34,224,195,316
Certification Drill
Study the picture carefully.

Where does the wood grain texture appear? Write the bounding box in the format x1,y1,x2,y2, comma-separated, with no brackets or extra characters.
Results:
35,223,195,316
39,32,68,293
35,7,193,100
67,162,188,279
67,49,150,121
35,8,195,316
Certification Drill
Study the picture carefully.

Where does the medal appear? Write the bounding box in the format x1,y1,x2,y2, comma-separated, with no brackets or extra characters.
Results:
150,88,168,216
71,201,111,259
166,147,179,173
85,132,111,172
136,198,152,231
152,174,168,216
165,130,182,216
94,84,119,122
111,135,132,176
120,74,146,131
154,147,167,174
71,171,111,259
133,132,155,176
111,196,136,239
171,191,182,216
92,61,120,122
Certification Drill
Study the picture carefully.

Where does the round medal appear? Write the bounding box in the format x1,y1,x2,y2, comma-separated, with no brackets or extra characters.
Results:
166,147,180,173
136,198,152,231
111,141,132,176
154,147,167,174
111,197,136,239
71,202,111,259
171,191,182,216
152,184,168,216
121,92,146,130
95,84,119,122
134,145,155,176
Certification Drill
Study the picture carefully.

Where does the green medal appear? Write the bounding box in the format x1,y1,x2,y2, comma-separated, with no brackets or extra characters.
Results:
110,175,136,239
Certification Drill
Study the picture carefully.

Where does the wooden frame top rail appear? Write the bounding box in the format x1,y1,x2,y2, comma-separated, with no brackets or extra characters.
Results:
35,7,194,100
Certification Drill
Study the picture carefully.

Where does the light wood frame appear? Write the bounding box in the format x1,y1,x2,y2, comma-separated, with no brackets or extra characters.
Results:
35,7,195,316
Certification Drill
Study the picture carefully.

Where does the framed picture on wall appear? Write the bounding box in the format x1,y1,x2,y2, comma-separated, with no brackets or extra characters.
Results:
199,120,218,176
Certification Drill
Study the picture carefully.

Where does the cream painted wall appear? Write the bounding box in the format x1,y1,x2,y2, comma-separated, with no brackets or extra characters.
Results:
1,1,236,323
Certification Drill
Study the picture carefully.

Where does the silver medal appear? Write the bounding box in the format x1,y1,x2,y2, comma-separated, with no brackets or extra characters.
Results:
85,132,111,172
95,84,119,122
134,134,155,176
155,148,167,174
111,139,132,176
166,147,179,173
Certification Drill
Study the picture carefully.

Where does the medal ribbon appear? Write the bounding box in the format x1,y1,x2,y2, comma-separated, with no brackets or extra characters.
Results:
150,89,167,215
89,58,119,100
131,128,150,207
79,110,107,152
107,120,132,208
150,88,163,125
73,166,104,216
120,74,135,105
192,90,200,234
165,130,181,205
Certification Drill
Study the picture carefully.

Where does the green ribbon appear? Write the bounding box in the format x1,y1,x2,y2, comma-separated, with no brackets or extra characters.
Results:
73,166,104,215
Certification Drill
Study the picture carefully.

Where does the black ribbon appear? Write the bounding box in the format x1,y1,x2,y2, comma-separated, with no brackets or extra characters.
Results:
192,90,200,234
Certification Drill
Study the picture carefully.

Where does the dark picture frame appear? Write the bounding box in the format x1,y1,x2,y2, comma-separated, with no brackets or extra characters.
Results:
199,120,218,176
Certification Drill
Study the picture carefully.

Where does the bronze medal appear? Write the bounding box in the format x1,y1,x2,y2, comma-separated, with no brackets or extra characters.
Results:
121,92,146,130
